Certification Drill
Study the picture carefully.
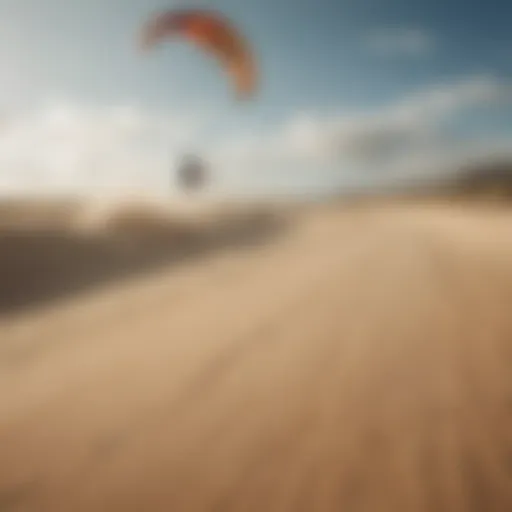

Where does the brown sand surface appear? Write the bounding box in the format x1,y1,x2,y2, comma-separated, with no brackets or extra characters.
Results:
1,198,511,511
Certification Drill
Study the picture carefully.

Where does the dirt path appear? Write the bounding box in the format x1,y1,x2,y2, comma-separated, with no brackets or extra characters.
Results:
1,201,511,511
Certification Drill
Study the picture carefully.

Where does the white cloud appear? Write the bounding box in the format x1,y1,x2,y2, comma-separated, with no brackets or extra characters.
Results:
0,75,510,198
363,27,434,57
323,75,511,163
208,74,512,189
0,99,207,195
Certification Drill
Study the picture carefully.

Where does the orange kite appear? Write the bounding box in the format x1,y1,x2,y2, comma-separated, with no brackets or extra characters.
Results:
140,8,258,100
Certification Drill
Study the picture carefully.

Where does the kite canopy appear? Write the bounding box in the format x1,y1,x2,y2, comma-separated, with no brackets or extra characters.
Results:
140,8,258,100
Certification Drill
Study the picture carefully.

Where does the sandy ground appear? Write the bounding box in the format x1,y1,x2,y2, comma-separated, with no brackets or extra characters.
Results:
0,198,512,511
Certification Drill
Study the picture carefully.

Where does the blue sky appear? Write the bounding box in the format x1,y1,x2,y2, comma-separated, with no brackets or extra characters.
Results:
0,0,510,196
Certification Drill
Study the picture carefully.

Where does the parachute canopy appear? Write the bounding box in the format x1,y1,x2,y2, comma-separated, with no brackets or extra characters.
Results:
140,8,257,100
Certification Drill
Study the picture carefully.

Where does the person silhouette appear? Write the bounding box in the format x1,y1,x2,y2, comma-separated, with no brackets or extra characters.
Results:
176,153,207,193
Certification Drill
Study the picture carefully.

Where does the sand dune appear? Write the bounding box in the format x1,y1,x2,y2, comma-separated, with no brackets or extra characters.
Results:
1,196,512,511
0,197,289,316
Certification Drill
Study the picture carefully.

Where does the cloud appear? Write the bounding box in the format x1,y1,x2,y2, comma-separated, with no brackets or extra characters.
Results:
0,75,510,198
323,75,511,163
0,99,208,195
363,28,434,57
209,74,512,188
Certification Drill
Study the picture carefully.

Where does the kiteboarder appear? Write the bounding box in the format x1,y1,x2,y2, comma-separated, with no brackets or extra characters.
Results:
176,153,207,193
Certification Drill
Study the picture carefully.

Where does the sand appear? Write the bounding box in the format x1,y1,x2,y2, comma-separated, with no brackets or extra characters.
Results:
0,196,511,511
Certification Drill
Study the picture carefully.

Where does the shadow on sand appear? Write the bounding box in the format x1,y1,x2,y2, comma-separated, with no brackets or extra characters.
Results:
0,208,290,317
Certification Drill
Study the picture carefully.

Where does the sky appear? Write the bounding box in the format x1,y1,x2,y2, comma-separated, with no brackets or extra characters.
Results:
0,0,510,197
